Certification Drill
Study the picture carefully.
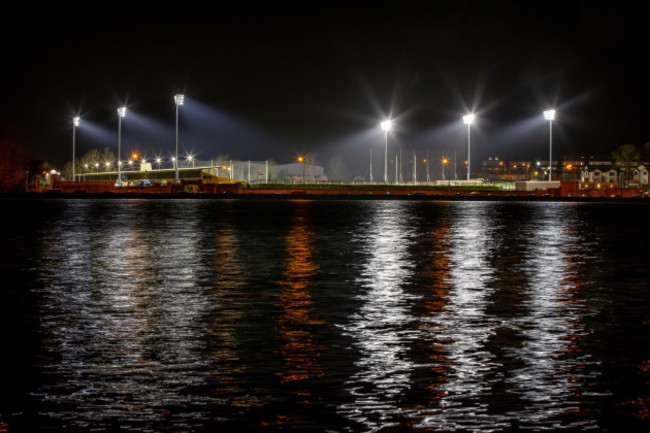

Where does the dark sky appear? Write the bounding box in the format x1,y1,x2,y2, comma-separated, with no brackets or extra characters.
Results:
2,1,648,171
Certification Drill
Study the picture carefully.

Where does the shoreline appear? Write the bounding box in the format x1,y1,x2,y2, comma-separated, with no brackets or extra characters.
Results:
2,191,649,203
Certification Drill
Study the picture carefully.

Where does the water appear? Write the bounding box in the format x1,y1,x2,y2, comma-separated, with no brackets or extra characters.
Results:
1,198,649,432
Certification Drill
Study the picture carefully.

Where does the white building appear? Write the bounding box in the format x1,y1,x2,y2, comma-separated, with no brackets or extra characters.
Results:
581,166,618,183
632,164,649,186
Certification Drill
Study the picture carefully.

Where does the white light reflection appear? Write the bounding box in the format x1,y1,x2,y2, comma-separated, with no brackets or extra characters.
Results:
414,202,506,431
33,201,217,430
338,202,419,431
505,203,598,430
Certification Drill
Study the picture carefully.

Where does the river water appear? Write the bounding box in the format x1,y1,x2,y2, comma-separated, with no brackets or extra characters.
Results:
1,198,649,432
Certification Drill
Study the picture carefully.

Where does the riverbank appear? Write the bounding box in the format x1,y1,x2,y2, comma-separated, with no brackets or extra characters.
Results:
2,190,650,203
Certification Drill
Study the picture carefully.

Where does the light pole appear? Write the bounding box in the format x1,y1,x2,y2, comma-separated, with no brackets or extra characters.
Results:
72,116,80,182
298,155,305,183
442,158,448,181
544,109,556,181
174,94,184,184
463,114,475,181
381,120,392,183
116,106,126,186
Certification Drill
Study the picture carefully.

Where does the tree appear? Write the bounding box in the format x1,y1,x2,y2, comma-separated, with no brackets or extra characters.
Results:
0,139,30,192
611,144,639,187
304,153,319,181
327,156,348,181
62,161,73,181
641,142,650,163
73,147,116,174
0,139,49,192
267,159,278,181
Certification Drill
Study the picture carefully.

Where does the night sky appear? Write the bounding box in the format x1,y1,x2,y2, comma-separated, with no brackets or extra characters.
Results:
2,2,648,172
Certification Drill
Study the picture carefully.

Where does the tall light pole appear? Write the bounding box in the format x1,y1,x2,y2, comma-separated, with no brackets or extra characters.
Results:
116,106,126,186
544,109,556,181
72,116,80,182
463,114,475,181
381,120,392,183
174,94,184,184
298,155,305,183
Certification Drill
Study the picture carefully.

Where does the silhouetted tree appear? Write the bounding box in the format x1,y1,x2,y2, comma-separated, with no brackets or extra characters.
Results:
612,144,639,187
641,142,650,163
0,139,30,192
327,156,348,181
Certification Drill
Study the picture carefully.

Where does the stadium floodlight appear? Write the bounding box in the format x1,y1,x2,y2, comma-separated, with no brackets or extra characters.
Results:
380,120,392,183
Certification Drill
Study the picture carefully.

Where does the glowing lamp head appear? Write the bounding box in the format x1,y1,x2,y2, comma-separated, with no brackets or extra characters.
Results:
463,114,475,125
73,116,80,127
380,120,392,131
175,94,185,106
117,106,127,118
544,109,556,121
297,156,304,163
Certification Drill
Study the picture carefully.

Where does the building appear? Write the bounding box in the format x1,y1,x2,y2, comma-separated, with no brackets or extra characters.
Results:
581,165,618,183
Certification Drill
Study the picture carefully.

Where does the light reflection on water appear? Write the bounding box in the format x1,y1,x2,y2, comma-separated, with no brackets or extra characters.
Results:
2,199,649,432
338,201,419,431
505,204,599,430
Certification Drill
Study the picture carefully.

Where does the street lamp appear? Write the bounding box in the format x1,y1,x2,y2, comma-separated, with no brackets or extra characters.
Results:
463,114,475,181
297,155,305,183
72,116,80,182
442,158,448,181
174,94,184,184
380,120,392,183
544,109,556,181
116,106,126,186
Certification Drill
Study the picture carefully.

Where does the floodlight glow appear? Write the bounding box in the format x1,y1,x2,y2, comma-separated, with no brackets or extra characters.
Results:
544,109,556,181
175,94,184,106
118,106,127,117
544,109,556,121
463,114,475,125
380,120,392,131
73,116,80,127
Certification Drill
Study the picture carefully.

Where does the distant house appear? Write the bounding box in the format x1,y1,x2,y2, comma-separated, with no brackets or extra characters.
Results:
581,165,618,183
581,163,648,186
632,164,649,186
